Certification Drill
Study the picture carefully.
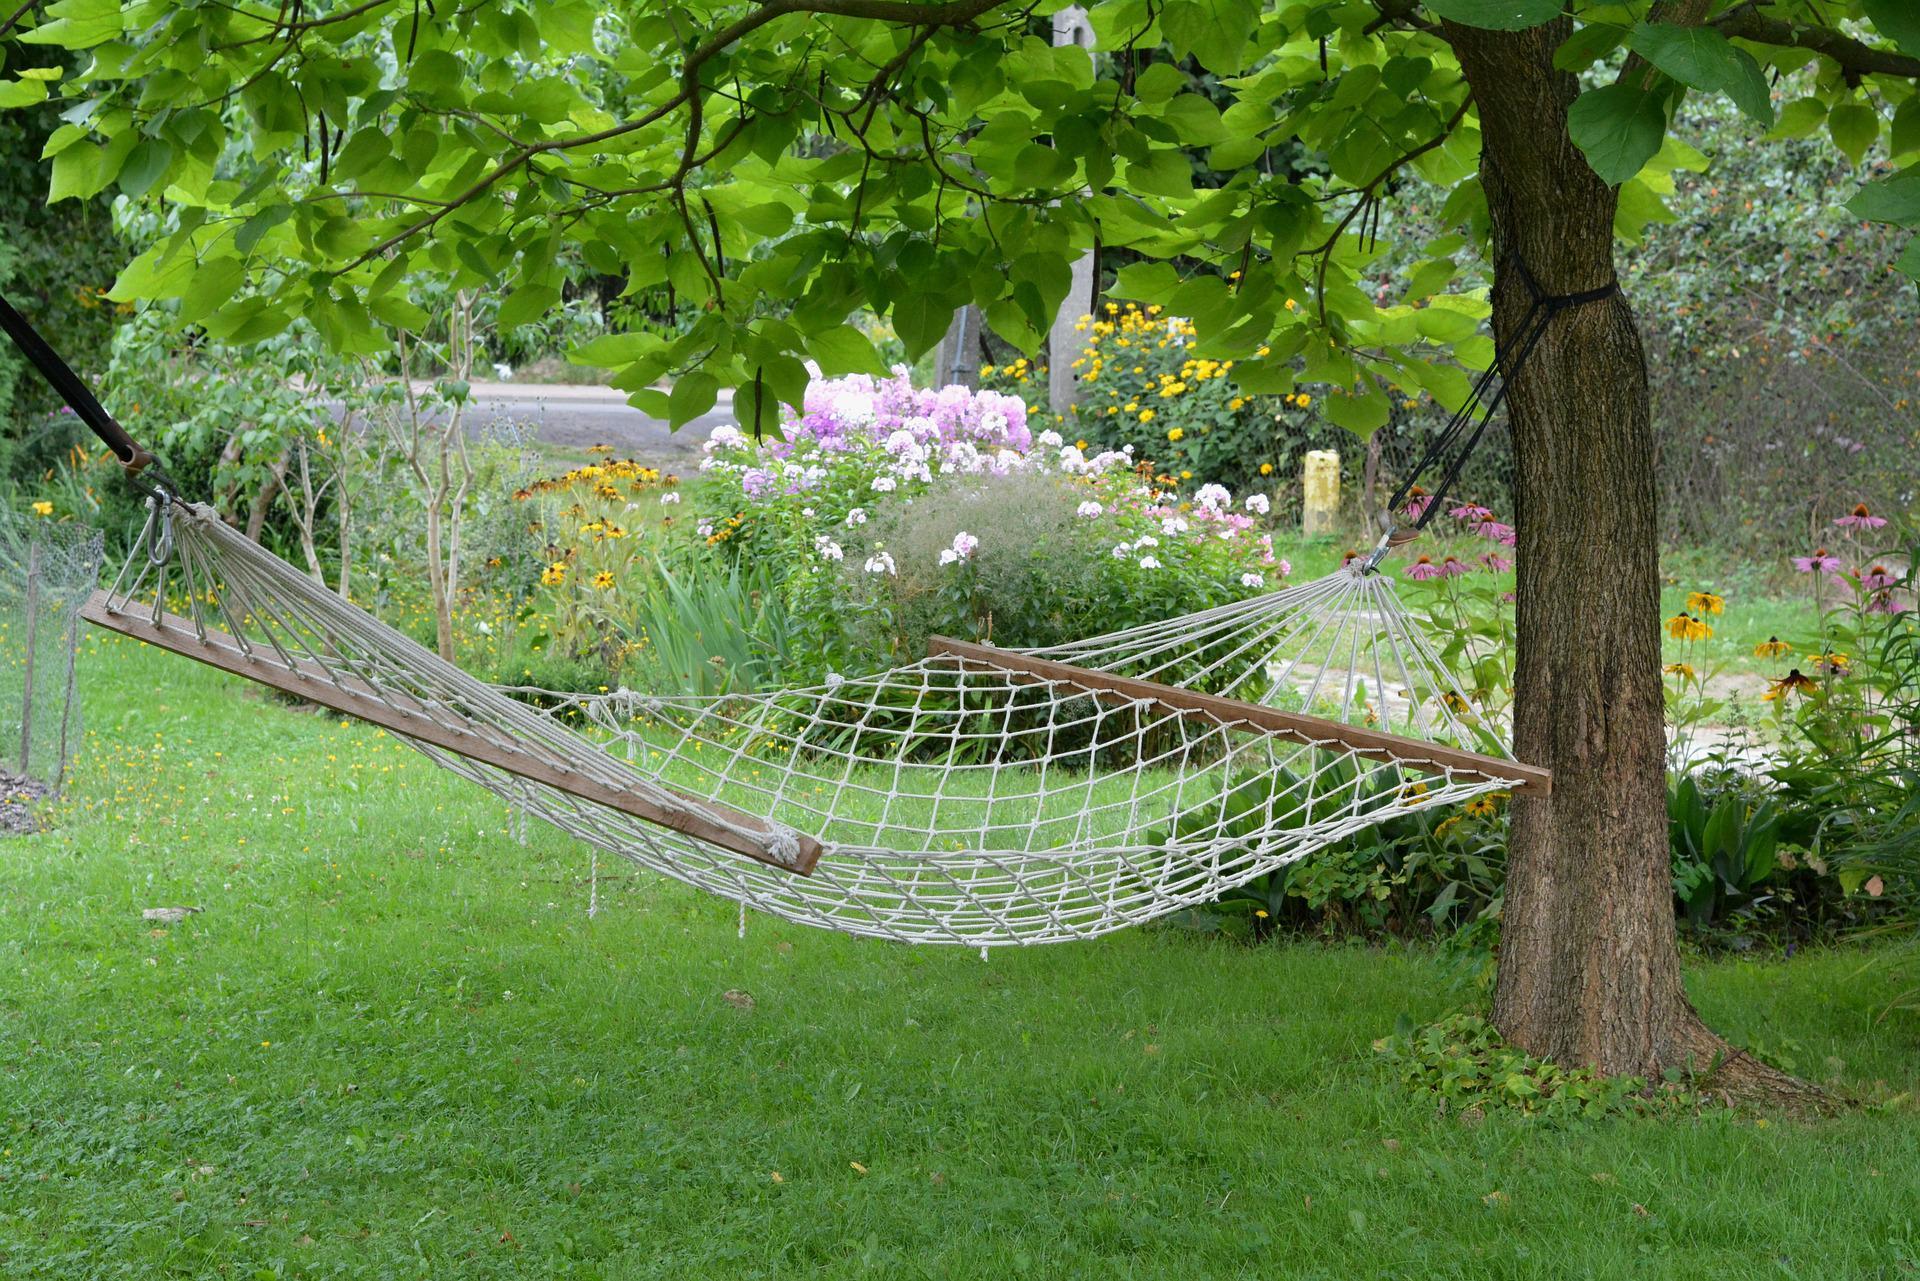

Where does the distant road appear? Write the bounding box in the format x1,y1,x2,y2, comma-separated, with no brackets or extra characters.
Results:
329,382,738,472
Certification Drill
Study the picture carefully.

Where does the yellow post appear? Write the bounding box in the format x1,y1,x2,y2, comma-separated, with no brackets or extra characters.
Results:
1302,449,1339,537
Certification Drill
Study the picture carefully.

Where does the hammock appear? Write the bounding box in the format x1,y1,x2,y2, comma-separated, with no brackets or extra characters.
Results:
1,287,1560,948
83,496,1546,946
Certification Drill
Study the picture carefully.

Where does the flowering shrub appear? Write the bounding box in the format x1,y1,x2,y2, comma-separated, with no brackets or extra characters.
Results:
985,303,1322,495
690,368,1287,678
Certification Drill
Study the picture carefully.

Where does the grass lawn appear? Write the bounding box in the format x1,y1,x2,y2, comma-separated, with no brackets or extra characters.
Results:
3,632,1918,1279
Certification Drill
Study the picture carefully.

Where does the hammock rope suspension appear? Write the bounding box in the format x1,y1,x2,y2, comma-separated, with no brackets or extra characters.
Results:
4,287,1555,947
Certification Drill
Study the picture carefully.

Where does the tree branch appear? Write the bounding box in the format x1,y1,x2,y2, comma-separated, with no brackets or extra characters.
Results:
0,0,44,41
1714,2,1920,81
340,0,1010,272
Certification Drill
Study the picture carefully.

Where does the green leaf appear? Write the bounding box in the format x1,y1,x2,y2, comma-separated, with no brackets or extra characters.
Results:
1828,103,1879,166
1421,0,1559,32
891,292,953,359
804,325,886,378
1627,23,1771,126
1323,387,1389,436
0,77,50,108
1864,0,1920,57
667,371,719,428
1567,84,1670,187
1895,235,1920,282
496,282,559,331
118,138,174,198
1767,97,1828,141
1847,169,1920,225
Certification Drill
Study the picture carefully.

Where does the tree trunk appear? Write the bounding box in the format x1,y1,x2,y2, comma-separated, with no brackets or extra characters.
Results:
1446,21,1813,1099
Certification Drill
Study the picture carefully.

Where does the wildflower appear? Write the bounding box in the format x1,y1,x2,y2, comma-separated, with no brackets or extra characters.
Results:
1111,543,1131,559
592,571,616,590
1240,572,1264,589
1166,426,1183,441
540,562,568,586
1194,484,1231,513
1405,555,1441,581
845,508,868,527
1245,494,1270,515
30,501,52,517
1138,554,1163,569
1861,564,1898,590
1464,795,1498,819
660,492,680,504
864,551,896,576
1763,669,1817,702
1834,502,1886,530
1076,500,1104,518
1685,590,1724,616
1139,408,1156,423
1478,551,1512,573
1753,636,1792,659
1665,613,1712,642
1664,662,1696,681
937,532,979,566
1403,487,1432,522
1439,556,1469,578
1793,548,1842,574
1259,462,1273,476
1808,651,1850,677
814,536,844,562
1450,501,1493,522
871,476,897,493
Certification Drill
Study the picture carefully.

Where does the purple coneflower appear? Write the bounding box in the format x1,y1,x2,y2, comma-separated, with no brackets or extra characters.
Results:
1439,556,1469,578
1792,548,1841,574
1478,551,1512,573
1833,502,1886,530
1405,555,1441,581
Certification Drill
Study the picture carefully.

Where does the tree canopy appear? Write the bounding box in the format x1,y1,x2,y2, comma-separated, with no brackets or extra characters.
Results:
3,0,1916,432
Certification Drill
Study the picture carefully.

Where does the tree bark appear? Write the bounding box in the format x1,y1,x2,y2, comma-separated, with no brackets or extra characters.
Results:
1445,20,1814,1100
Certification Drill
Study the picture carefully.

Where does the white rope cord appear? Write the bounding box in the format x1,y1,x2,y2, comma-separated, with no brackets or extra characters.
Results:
95,498,1530,947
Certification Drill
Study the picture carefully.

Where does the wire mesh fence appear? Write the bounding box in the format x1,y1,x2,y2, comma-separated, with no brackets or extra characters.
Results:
0,513,102,793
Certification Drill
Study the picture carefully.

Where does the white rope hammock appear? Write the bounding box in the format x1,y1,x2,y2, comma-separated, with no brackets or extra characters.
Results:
84,497,1548,947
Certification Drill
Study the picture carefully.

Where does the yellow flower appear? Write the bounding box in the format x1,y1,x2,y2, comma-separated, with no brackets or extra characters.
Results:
1259,462,1274,476
541,562,568,586
1166,426,1183,441
1753,636,1792,660
1464,795,1498,818
30,501,52,517
1664,661,1696,682
1138,408,1156,423
1686,591,1724,616
1665,613,1711,642
592,571,616,590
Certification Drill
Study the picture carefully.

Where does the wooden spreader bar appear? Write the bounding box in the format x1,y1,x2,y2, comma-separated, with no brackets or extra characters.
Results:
82,592,824,874
927,635,1552,798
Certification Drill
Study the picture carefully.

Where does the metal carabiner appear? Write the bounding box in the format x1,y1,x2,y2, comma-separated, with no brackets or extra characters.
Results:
146,490,175,567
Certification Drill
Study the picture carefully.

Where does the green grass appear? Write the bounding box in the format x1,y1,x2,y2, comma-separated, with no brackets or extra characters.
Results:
3,634,1919,1278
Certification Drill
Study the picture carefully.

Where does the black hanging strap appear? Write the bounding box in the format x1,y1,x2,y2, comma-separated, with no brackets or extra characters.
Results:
0,289,158,479
1367,255,1618,569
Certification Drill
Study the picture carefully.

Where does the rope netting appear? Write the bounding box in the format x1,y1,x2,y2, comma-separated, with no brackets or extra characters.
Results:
91,498,1532,946
0,512,103,792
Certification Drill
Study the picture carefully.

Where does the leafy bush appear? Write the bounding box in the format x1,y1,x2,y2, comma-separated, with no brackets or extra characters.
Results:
681,368,1285,681
1374,1013,1704,1121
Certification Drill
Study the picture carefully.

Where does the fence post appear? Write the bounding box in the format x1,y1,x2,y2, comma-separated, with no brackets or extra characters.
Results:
19,539,40,776
1303,450,1340,537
